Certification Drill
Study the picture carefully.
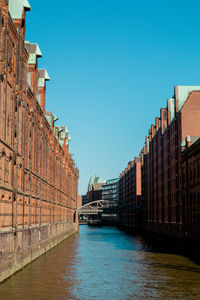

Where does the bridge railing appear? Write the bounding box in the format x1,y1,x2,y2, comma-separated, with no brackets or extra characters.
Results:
77,200,117,215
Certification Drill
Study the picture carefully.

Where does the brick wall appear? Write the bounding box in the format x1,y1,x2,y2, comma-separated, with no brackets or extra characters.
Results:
119,87,200,241
0,0,79,282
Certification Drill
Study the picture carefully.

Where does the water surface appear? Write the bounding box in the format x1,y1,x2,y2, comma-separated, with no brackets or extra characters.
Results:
0,226,200,299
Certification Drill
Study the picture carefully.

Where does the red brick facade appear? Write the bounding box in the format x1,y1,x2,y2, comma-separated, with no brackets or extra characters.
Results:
181,137,200,242
87,183,104,203
119,158,142,229
0,0,79,232
119,87,200,241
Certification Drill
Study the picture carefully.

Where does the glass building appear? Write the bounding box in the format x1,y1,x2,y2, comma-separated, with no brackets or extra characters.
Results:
102,178,119,204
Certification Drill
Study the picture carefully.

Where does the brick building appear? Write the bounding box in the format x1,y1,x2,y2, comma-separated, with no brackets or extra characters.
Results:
119,158,142,229
181,136,200,242
142,87,200,238
87,176,105,203
119,86,200,240
0,0,79,282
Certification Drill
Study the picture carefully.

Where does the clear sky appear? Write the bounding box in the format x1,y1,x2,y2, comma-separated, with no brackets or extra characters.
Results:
26,0,200,195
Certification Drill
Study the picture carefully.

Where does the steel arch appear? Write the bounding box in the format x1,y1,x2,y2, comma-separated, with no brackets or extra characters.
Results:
77,199,116,215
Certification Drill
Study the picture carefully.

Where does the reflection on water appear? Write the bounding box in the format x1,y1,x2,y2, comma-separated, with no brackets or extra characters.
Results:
0,226,200,299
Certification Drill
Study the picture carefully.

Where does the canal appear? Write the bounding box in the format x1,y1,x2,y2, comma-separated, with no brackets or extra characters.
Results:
1,226,200,299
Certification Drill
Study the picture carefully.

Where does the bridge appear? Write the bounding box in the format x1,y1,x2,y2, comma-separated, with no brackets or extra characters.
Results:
77,200,117,215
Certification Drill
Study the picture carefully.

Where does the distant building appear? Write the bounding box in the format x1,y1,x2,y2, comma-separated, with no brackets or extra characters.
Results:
119,158,142,229
102,178,119,204
87,176,106,203
82,194,88,206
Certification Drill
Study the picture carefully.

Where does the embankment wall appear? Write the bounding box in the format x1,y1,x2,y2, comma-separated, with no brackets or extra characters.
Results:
0,221,78,283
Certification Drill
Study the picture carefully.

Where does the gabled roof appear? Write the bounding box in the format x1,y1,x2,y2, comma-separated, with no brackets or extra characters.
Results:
30,43,42,57
9,0,31,20
175,86,200,111
38,69,50,87
38,69,50,81
88,176,105,187
181,136,200,147
25,42,42,65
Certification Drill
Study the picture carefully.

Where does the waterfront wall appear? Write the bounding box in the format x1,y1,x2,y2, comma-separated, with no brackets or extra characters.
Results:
0,221,76,283
119,86,200,243
0,0,79,282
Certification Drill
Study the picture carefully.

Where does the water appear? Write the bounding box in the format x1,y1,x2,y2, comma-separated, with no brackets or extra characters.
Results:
0,226,200,299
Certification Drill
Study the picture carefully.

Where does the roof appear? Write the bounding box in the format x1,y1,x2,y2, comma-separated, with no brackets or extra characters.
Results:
175,86,200,112
38,69,50,80
181,136,200,147
9,0,31,20
38,69,50,87
105,178,119,185
88,176,95,186
182,136,200,155
30,44,42,57
25,42,42,65
88,176,106,190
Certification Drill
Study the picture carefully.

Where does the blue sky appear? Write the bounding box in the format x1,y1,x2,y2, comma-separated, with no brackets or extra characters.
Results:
26,0,200,195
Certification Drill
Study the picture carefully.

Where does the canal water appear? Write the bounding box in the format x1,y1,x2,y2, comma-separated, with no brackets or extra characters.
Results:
0,226,200,300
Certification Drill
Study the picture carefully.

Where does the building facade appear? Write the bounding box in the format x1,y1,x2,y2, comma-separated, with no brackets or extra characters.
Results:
119,86,200,241
102,178,119,203
119,158,142,229
82,194,88,206
142,87,200,238
181,136,200,243
87,176,105,203
0,0,79,282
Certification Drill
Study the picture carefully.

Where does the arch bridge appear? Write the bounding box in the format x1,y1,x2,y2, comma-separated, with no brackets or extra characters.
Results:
77,200,117,215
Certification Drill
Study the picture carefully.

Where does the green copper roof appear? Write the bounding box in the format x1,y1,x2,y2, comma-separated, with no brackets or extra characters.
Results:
28,53,36,64
168,98,175,122
38,69,50,87
34,44,42,57
45,114,52,127
9,0,31,20
176,86,200,111
26,43,42,65
181,140,186,147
